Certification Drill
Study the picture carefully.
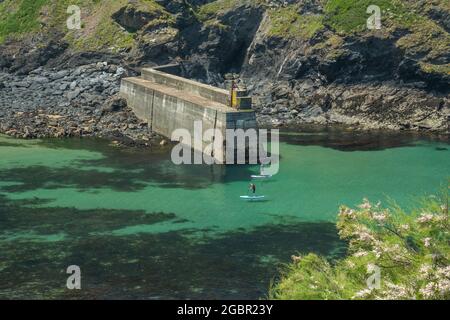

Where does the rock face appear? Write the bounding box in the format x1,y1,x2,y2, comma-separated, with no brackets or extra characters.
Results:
0,62,163,146
0,0,449,136
112,4,162,31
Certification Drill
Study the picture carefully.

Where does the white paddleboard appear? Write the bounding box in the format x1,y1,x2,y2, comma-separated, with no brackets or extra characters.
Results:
240,195,266,201
251,175,272,180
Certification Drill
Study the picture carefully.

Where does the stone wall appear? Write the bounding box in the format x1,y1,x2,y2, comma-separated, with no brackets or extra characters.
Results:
120,69,257,161
141,68,231,106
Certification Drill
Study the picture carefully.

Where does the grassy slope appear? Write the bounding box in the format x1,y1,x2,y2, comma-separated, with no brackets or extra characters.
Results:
0,0,448,73
263,0,450,74
0,0,49,43
270,196,450,300
0,0,168,52
324,0,450,73
268,5,324,40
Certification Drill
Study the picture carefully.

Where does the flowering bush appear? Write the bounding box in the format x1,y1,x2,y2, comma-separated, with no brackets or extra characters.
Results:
270,196,450,300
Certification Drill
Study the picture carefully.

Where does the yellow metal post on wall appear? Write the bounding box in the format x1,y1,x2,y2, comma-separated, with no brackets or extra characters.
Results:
230,80,238,109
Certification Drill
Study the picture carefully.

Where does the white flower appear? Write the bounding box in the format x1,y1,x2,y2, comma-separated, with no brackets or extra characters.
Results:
340,207,356,219
419,264,432,279
435,214,447,222
367,263,378,274
354,251,368,257
420,282,436,299
373,247,382,259
359,198,372,210
400,224,410,231
384,282,410,299
424,237,432,247
353,288,373,299
372,212,387,223
417,213,434,224
437,266,450,278
360,232,375,242
437,279,450,296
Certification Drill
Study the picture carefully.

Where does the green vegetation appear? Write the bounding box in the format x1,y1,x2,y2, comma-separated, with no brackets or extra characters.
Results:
0,0,170,51
270,195,450,300
322,0,450,63
396,18,450,62
268,5,324,39
55,0,170,52
419,63,450,76
323,0,418,33
0,0,449,67
196,0,241,21
195,0,265,27
0,0,50,43
63,0,136,52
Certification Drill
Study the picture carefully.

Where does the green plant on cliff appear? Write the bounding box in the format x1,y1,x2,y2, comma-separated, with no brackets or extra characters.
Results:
419,63,450,76
323,0,450,75
0,0,170,51
270,195,450,300
195,0,265,28
1,0,449,75
196,0,240,21
323,0,415,33
0,0,50,43
53,0,170,52
268,5,324,39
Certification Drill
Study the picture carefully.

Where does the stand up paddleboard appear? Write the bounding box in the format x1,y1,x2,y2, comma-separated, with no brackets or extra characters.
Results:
251,174,272,180
240,195,266,201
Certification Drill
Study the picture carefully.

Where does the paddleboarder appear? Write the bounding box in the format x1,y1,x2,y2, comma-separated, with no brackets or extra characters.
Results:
249,183,256,194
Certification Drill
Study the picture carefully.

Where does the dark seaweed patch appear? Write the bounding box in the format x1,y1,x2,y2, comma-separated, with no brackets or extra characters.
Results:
0,195,345,299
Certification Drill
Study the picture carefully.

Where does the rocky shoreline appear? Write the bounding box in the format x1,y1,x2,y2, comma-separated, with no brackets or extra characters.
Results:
0,59,449,149
0,62,167,147
254,81,450,132
1,1,449,141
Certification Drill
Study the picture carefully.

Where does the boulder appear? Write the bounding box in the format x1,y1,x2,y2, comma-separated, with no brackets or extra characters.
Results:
112,4,161,31
102,96,127,113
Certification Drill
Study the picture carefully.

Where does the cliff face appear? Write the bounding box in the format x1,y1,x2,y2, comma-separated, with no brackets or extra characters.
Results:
0,0,449,131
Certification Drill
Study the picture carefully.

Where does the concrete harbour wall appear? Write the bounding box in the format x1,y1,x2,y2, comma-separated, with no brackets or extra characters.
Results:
120,67,257,162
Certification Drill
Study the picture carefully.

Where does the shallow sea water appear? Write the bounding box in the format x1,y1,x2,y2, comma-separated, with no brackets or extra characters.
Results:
0,131,448,299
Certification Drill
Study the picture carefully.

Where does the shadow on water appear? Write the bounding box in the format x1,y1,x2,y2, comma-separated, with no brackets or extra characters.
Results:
0,195,346,299
0,137,256,192
280,125,450,152
0,141,29,148
1,129,448,299
0,195,179,237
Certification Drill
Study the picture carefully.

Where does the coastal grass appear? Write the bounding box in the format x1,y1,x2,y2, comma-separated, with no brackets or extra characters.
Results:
0,0,449,71
270,195,450,300
268,5,324,39
51,0,168,52
323,0,417,33
195,0,265,22
64,0,135,52
419,63,450,76
0,0,50,43
321,0,450,71
396,17,450,62
0,0,169,51
196,0,241,21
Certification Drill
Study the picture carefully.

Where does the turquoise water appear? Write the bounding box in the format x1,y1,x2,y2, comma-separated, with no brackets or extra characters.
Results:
0,132,448,299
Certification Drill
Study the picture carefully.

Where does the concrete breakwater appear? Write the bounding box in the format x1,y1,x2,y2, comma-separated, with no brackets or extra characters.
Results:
120,66,258,161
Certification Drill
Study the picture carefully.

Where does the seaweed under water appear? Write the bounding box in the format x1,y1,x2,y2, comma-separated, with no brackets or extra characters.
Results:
0,132,448,299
